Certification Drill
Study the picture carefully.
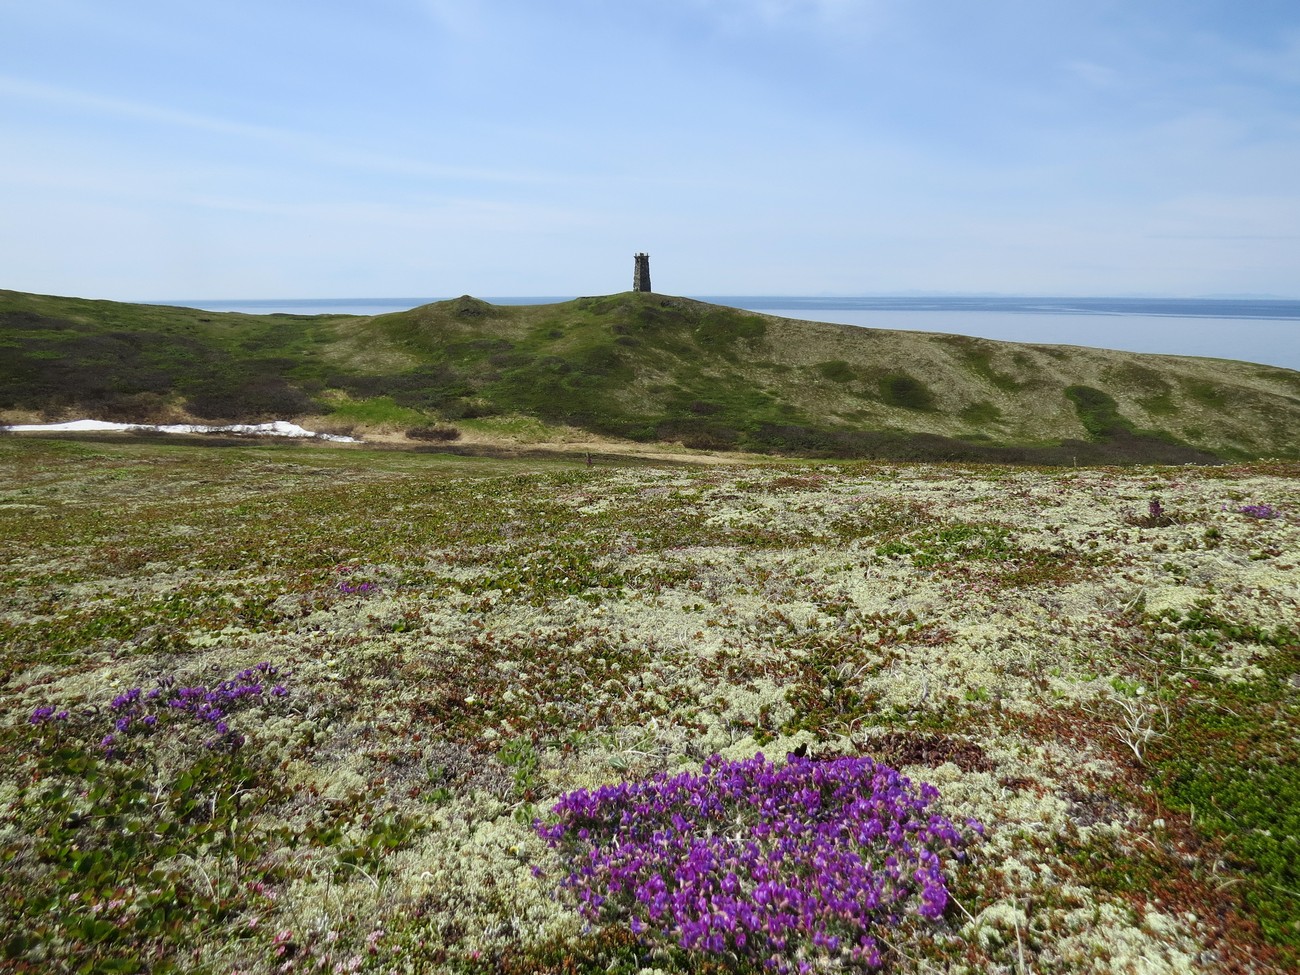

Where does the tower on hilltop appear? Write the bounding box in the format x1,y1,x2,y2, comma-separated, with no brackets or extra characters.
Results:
633,252,652,293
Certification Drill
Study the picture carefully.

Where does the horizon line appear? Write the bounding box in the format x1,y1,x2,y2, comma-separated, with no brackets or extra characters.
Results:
143,291,1300,305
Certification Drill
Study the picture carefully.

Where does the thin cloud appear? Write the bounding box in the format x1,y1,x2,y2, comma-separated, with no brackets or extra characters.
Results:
0,75,552,186
0,75,285,142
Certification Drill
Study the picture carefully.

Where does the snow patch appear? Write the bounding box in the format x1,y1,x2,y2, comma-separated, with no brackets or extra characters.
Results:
3,418,360,442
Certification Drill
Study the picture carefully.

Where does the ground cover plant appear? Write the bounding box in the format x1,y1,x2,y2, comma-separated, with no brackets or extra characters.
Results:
536,752,982,972
1,436,1298,973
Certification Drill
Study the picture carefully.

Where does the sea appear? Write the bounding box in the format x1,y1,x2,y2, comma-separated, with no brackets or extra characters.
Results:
161,295,1300,372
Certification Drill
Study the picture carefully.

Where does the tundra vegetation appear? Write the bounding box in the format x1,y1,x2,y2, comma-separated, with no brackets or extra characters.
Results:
5,288,1300,462
1,436,1297,973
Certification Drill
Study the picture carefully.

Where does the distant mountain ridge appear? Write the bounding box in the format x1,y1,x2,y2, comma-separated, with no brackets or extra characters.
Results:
4,288,1300,463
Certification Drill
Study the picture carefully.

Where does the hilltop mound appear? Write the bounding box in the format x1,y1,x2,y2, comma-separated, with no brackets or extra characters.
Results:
4,288,1299,462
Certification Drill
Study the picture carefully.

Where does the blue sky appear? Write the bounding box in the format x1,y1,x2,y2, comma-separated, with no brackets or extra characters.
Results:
3,0,1299,300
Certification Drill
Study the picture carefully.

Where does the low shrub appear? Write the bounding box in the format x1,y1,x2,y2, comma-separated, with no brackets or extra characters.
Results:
406,424,462,441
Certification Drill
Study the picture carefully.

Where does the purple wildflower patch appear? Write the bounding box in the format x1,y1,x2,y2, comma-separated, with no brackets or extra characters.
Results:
337,580,379,595
535,752,980,972
1234,503,1280,519
1128,496,1178,528
31,662,291,757
334,564,380,596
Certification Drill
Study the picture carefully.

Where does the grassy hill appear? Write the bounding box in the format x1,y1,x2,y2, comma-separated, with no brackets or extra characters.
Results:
5,288,1300,462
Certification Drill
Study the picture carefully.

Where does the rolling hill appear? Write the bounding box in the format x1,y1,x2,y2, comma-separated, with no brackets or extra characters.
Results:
4,288,1300,462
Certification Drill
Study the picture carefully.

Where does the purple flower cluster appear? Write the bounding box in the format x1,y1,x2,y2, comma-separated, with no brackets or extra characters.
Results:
1232,503,1279,519
535,752,981,973
334,564,379,595
28,706,69,724
30,662,290,755
337,580,379,595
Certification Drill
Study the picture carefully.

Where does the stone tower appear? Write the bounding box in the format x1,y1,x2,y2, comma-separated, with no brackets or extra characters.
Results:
633,252,652,293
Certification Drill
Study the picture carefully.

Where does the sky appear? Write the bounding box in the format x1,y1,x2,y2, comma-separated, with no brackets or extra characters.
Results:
3,0,1300,301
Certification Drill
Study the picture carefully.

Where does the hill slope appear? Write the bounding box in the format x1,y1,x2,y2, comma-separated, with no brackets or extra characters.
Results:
4,288,1300,462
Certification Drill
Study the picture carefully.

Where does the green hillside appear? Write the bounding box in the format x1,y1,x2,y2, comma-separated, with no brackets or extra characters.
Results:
4,288,1300,462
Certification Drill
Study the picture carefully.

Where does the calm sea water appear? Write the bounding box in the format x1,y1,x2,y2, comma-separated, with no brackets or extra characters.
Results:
162,295,1300,372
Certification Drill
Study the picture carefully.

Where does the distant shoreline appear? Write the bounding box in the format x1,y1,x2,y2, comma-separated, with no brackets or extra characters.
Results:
141,295,1300,371
148,294,1300,321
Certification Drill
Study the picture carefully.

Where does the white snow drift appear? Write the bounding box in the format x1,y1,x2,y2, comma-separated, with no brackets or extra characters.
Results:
3,419,360,442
